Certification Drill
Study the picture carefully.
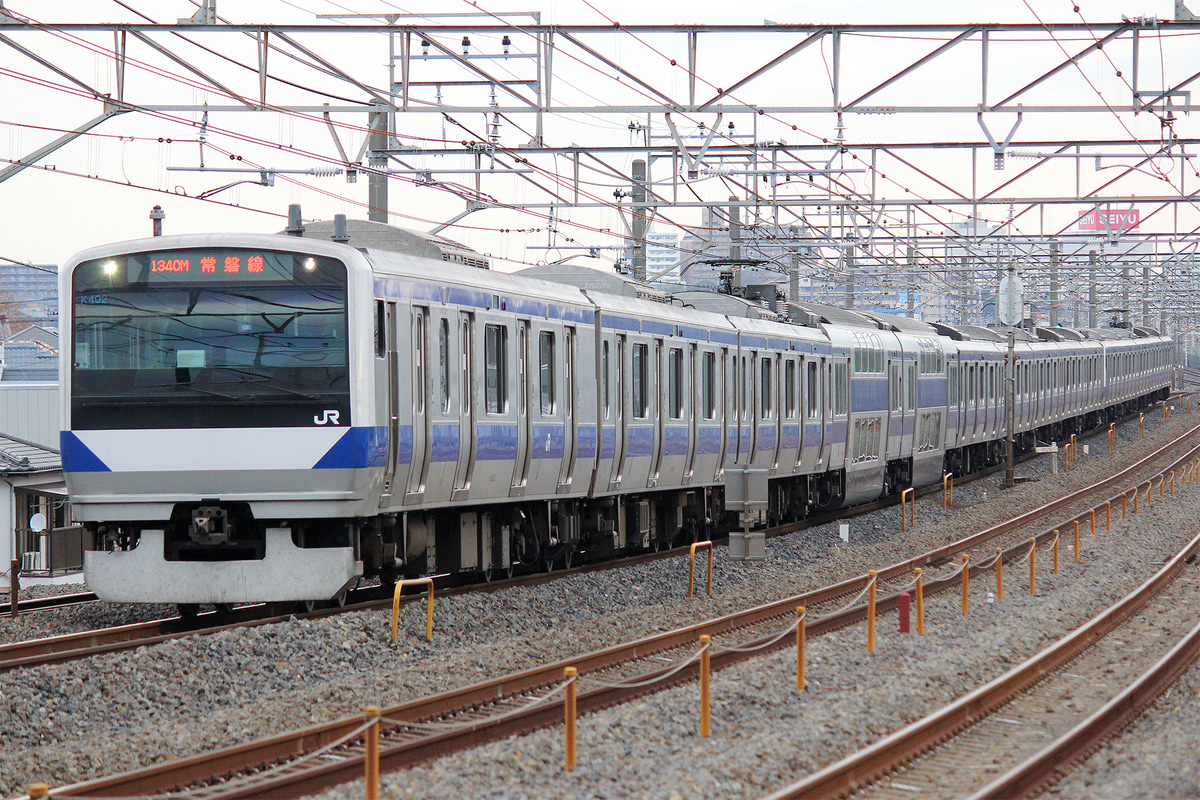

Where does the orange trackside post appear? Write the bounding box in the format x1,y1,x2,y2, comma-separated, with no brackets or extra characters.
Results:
1164,400,1170,421
688,541,714,598
1073,523,1080,562
914,568,925,634
1108,423,1115,453
995,547,1004,601
365,706,380,800
1123,491,1128,518
1089,509,1096,536
1053,533,1060,574
1133,487,1139,513
27,785,49,800
564,667,578,770
1159,475,1165,498
942,473,952,510
867,570,877,653
1029,538,1037,595
1073,520,1080,547
699,635,711,738
1171,470,1176,495
960,554,969,615
1140,412,1145,437
796,607,806,691
1105,501,1111,531
901,488,914,531
391,577,435,642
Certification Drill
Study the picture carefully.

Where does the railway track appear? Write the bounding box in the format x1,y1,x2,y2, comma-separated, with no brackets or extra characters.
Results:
0,591,97,616
765,526,1200,799
35,420,1200,799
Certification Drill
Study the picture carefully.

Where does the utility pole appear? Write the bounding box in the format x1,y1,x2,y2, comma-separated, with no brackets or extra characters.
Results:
788,224,799,304
367,100,389,222
1049,240,1060,327
845,245,855,310
1088,250,1098,329
630,159,648,282
1005,328,1015,488
907,245,916,318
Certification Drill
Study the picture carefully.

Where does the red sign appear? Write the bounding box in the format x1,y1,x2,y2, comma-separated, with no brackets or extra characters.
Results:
1077,208,1140,231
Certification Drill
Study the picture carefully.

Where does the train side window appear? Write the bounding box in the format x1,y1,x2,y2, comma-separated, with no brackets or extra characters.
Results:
760,357,772,417
602,340,611,419
908,364,917,410
806,360,819,419
461,318,472,414
669,347,684,419
889,364,901,412
948,363,959,405
374,300,386,357
632,342,648,418
702,351,716,420
438,318,451,413
833,362,848,416
484,323,507,414
539,331,556,415
784,359,796,418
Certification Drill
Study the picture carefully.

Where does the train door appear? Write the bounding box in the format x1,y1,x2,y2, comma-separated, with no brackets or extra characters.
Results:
378,300,400,499
406,306,431,500
557,326,578,491
512,320,532,491
611,334,627,490
650,339,665,485
903,360,917,457
771,353,784,471
717,347,730,476
684,343,699,481
452,311,475,499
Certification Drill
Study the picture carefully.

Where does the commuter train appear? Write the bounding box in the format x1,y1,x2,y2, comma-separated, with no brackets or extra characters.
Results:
60,218,1174,608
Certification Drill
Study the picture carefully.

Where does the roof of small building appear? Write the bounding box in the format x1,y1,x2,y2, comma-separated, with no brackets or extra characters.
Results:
0,431,60,473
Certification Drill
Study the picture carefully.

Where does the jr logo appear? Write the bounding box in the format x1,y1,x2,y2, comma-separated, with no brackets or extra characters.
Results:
313,409,341,425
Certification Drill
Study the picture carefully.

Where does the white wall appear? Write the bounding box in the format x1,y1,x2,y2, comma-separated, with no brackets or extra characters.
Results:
0,384,60,448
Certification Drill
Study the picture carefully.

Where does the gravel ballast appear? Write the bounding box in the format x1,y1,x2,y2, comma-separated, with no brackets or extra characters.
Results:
3,410,1200,799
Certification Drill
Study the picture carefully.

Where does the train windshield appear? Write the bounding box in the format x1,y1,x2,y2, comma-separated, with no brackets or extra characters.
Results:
71,249,350,430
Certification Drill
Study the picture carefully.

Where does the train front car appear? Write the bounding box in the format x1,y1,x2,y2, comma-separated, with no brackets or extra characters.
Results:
60,234,383,606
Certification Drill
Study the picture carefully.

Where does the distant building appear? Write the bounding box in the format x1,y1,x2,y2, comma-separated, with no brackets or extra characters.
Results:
0,262,58,330
620,226,683,284
0,431,74,583
1,325,59,383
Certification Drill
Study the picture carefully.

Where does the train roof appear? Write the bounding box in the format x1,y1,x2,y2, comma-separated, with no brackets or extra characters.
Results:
298,219,492,269
511,263,668,303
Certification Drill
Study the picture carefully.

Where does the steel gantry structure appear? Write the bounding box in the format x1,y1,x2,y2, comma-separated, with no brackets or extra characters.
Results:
2,3,1200,333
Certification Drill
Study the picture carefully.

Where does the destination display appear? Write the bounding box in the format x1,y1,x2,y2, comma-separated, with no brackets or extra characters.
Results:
74,249,345,290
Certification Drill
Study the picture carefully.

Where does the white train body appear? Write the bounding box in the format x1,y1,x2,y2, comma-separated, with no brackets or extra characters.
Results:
60,225,1174,605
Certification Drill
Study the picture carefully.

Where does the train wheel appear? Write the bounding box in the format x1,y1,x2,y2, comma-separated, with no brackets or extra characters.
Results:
333,588,348,607
177,603,200,619
302,599,318,613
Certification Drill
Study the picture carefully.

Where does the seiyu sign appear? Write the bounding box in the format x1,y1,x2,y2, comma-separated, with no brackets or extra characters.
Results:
1077,208,1140,230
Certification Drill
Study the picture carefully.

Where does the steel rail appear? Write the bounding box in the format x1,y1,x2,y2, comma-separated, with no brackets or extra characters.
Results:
764,528,1200,800
40,421,1200,798
0,591,97,615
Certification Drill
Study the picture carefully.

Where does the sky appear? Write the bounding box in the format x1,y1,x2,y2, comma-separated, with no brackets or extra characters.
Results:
0,0,1190,273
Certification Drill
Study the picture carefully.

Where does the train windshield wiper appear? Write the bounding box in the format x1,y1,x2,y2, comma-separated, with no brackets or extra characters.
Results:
211,367,322,401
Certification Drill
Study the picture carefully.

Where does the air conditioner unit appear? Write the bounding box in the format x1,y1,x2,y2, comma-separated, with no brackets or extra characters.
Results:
20,551,42,571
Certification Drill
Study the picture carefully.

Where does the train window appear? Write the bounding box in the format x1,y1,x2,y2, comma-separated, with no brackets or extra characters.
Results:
833,363,848,416
438,319,451,413
890,364,901,412
760,358,773,417
484,323,507,414
632,342,649,418
669,347,684,419
413,312,426,414
702,351,716,420
908,364,917,409
461,318,471,414
948,363,959,405
742,355,750,420
784,360,796,418
375,300,386,357
539,331,556,415
602,340,611,419
806,361,819,419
